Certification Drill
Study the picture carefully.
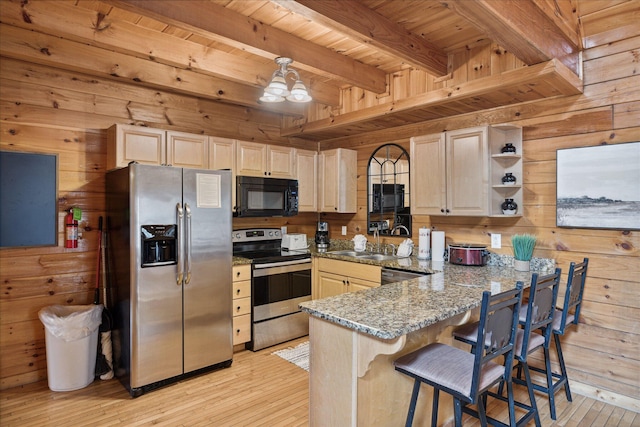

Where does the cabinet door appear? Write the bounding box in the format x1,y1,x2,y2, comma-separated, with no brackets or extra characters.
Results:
107,124,166,169
319,149,357,213
209,136,235,170
295,150,318,212
317,271,347,299
410,133,446,215
166,131,208,169
236,140,267,176
296,149,318,211
318,150,338,212
267,145,296,178
210,137,237,211
446,127,489,215
348,277,380,293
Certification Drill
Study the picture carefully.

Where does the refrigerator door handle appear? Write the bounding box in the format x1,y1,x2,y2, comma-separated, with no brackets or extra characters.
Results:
176,202,184,285
184,203,192,285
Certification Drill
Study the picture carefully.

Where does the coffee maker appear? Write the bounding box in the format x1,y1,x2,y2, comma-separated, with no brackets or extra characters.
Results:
315,221,329,251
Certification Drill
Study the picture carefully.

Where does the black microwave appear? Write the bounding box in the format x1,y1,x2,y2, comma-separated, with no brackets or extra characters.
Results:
235,176,298,217
372,183,404,212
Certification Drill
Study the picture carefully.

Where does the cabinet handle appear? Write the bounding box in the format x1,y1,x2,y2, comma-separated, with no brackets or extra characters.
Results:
440,208,445,213
236,329,241,334
445,209,450,213
236,271,240,277
237,306,241,311
236,289,241,294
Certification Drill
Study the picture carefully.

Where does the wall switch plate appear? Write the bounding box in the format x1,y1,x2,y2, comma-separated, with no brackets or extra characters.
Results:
281,226,287,235
342,226,347,235
491,233,501,249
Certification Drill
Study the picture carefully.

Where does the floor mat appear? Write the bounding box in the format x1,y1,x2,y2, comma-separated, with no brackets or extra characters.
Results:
272,341,309,372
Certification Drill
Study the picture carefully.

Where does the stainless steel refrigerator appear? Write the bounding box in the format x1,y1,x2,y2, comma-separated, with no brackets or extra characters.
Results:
107,164,232,397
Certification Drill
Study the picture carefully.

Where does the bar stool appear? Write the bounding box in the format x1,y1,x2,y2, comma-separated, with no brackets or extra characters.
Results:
453,268,562,427
529,258,588,419
394,283,524,427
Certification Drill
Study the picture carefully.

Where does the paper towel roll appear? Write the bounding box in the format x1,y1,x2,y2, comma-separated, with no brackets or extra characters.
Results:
432,231,445,262
417,227,431,259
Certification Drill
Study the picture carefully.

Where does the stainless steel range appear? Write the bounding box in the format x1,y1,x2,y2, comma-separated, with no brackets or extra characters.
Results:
232,228,311,351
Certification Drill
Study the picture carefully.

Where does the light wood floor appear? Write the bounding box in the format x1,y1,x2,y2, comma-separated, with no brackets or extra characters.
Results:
0,337,637,426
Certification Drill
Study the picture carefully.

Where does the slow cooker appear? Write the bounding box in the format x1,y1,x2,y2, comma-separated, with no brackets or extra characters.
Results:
448,244,489,266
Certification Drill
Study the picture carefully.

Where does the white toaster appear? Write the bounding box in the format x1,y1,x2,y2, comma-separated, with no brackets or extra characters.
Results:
281,233,308,251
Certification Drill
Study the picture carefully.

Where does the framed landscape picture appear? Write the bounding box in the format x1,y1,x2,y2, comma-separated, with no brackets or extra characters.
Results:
556,142,640,230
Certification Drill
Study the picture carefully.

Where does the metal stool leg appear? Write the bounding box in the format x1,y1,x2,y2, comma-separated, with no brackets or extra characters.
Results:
555,333,572,402
405,379,421,427
543,345,557,420
431,388,440,426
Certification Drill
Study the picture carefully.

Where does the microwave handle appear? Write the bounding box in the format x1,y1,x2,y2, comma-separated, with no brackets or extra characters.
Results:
284,188,291,212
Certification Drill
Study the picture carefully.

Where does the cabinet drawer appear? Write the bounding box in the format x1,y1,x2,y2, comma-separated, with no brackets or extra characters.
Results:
317,258,381,283
233,265,251,282
233,314,251,345
232,296,251,316
233,280,251,299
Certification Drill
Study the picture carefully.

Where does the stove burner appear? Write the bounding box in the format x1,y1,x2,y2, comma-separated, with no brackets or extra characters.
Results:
232,228,310,264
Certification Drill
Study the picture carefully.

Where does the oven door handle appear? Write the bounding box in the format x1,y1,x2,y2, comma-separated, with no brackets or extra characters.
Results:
252,259,311,277
253,258,311,269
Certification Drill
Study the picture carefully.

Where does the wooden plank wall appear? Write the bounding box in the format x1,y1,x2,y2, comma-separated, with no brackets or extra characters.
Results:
0,3,638,414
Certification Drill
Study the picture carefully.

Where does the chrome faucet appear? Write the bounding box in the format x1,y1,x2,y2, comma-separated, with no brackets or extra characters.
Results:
373,227,380,253
385,243,396,256
392,225,410,236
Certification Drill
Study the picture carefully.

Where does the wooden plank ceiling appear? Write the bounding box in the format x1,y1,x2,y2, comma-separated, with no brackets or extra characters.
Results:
0,0,584,141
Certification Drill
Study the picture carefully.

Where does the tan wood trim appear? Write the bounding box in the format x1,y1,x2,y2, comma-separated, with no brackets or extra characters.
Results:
282,59,583,138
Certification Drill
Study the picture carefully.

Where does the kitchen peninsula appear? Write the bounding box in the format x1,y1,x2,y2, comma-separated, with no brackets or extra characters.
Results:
300,259,554,426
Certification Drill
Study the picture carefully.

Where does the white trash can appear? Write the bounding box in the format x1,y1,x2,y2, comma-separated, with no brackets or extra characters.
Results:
38,304,103,391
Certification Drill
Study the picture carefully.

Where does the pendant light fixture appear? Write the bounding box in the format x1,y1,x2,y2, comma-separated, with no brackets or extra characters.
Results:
260,57,312,103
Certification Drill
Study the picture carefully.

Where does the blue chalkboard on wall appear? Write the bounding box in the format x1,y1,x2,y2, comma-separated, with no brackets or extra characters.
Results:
0,151,58,247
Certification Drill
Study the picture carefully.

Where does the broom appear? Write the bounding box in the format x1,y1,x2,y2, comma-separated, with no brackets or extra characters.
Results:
94,216,112,378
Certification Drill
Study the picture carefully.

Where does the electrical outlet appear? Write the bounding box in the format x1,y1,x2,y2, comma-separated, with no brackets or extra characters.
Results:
341,226,347,235
491,233,501,249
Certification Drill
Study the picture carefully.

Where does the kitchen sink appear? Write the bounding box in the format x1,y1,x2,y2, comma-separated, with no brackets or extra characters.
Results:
357,254,398,261
327,250,397,261
327,250,362,257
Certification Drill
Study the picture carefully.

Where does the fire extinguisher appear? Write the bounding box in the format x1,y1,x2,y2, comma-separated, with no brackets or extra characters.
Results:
65,208,78,248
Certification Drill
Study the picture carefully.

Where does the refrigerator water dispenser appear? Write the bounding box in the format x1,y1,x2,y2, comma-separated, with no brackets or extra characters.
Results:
141,225,177,267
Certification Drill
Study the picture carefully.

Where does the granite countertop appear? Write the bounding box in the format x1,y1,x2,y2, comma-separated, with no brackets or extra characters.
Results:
300,239,556,340
233,238,555,340
299,262,550,340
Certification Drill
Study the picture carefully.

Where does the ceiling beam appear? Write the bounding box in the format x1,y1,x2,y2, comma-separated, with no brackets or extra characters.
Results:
272,0,448,76
106,0,387,93
2,0,340,107
0,24,305,116
441,0,581,75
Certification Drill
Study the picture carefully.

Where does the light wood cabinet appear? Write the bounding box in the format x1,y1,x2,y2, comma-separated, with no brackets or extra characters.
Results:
410,126,489,216
314,258,380,299
236,140,295,178
232,265,251,346
318,148,357,213
209,136,237,210
107,124,166,169
166,130,209,169
296,149,318,212
107,124,208,170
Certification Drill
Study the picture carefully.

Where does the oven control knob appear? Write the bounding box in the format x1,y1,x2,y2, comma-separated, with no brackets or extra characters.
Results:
274,231,280,236
234,232,241,239
268,231,273,236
